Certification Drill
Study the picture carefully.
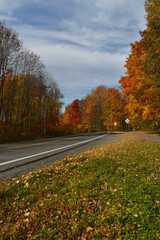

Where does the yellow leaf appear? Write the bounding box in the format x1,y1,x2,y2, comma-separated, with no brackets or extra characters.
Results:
24,182,29,188
39,201,44,207
86,226,93,232
24,218,29,222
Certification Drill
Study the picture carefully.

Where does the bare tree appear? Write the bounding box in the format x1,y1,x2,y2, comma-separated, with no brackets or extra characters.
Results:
0,21,22,118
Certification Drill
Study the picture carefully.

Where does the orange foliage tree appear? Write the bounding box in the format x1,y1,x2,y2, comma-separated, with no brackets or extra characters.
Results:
119,0,160,130
103,88,125,131
119,37,147,129
81,86,107,132
63,86,125,133
63,99,82,132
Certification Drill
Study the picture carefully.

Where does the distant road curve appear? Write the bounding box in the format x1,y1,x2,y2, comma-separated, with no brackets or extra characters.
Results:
0,132,110,180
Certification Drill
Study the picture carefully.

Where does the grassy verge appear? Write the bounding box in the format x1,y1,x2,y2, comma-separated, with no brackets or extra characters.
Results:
0,140,160,239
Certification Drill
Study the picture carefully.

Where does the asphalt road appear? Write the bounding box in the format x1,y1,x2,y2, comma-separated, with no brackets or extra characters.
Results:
0,132,111,181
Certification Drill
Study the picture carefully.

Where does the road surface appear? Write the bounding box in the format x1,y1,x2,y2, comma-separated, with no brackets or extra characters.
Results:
0,132,113,181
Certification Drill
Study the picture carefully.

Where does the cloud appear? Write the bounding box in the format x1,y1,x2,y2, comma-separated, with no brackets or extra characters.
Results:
0,0,146,107
22,34,126,106
0,0,21,14
38,44,125,72
29,41,126,105
12,24,126,75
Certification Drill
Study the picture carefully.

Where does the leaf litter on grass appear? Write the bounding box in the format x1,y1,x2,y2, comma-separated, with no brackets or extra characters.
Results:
0,140,160,239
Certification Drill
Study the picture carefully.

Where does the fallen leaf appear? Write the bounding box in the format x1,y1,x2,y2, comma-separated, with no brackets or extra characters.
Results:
86,226,93,232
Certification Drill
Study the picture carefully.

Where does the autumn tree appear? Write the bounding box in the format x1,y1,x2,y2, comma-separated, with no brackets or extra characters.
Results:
142,0,160,127
103,88,125,130
0,21,22,121
0,22,64,142
119,38,147,129
44,79,64,136
144,0,160,84
119,0,160,129
82,86,107,132
63,99,81,132
82,94,97,132
65,86,125,133
16,50,45,134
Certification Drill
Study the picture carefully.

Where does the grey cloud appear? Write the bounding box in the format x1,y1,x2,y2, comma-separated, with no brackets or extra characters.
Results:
1,0,146,108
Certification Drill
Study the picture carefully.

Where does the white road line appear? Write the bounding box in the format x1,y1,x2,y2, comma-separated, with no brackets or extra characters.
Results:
0,133,109,167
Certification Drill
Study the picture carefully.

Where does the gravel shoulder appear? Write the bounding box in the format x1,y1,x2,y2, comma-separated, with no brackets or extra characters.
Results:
115,131,160,143
91,131,160,146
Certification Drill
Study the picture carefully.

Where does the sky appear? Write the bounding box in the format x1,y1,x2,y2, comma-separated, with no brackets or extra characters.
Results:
0,0,146,110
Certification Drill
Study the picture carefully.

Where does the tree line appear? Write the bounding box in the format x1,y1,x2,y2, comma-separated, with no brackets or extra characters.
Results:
0,21,63,142
63,86,125,132
63,0,160,132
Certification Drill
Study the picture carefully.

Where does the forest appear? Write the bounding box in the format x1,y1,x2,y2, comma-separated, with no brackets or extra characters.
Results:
0,0,160,143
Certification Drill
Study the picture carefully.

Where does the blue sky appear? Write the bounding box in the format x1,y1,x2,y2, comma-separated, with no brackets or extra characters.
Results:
0,0,146,109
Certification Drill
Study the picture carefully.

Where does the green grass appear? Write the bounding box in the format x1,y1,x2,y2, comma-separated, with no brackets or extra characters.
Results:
0,140,160,239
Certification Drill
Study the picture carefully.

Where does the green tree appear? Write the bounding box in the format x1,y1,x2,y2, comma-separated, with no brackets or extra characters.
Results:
144,0,160,84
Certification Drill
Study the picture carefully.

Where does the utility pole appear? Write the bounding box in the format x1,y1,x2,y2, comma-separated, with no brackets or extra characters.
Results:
110,115,113,131
43,85,51,137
